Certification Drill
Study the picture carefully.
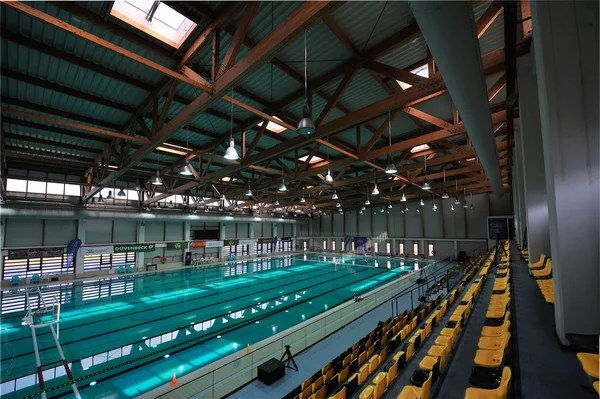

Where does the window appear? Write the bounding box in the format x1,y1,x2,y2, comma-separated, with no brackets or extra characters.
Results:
278,241,291,252
341,240,345,251
386,242,391,254
399,243,404,255
332,240,336,251
27,180,46,194
303,241,307,251
83,253,136,272
226,245,248,257
374,242,379,253
323,240,327,250
413,243,419,256
428,243,434,257
110,0,197,49
298,154,324,164
255,242,272,254
258,117,288,134
2,254,69,279
396,64,429,90
46,182,64,195
410,144,430,153
64,184,81,196
6,178,27,192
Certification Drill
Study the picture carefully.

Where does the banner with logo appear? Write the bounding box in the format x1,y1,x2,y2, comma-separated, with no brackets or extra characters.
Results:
191,240,206,248
224,239,239,246
81,246,114,256
257,238,272,244
205,240,224,248
7,247,64,260
114,243,155,253
239,239,255,246
166,242,185,250
280,237,292,242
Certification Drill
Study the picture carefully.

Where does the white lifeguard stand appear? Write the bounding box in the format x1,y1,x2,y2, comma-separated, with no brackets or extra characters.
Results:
22,288,81,399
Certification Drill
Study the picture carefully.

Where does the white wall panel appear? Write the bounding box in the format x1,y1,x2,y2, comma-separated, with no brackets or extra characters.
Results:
345,211,358,235
224,223,236,239
466,195,490,238
373,209,386,238
423,199,444,238
85,220,113,245
5,219,43,247
358,210,370,237
145,221,164,242
44,220,77,246
113,220,137,243
333,213,344,236
237,223,250,238
405,206,423,237
388,208,404,237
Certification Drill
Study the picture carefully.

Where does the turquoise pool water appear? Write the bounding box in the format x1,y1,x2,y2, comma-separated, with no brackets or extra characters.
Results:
0,254,431,398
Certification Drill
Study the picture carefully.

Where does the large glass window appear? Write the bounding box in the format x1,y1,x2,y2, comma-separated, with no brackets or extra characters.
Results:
428,243,435,257
386,242,391,254
83,253,136,272
323,240,327,250
2,255,69,279
332,240,336,251
303,241,308,251
413,243,419,256
399,242,405,254
374,242,379,253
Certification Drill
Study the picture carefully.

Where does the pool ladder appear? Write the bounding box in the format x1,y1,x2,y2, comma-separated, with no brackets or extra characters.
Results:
23,289,82,399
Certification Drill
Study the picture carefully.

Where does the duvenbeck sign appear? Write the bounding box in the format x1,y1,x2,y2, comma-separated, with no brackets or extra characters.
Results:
113,244,155,253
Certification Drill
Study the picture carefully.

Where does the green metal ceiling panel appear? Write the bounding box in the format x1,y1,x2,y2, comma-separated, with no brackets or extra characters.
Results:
3,120,107,151
331,1,415,53
377,35,428,71
241,62,303,105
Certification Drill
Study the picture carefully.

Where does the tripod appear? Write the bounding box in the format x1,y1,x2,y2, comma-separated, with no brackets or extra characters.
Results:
280,345,298,371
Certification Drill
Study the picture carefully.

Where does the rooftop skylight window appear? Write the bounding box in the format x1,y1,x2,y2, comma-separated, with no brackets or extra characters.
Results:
397,64,429,90
410,144,430,153
257,117,287,133
298,154,324,164
111,0,196,49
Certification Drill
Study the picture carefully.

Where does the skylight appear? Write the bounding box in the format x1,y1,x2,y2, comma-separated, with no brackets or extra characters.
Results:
298,154,324,164
257,117,287,134
221,177,237,182
410,144,430,153
397,64,429,90
110,0,196,48
157,143,192,156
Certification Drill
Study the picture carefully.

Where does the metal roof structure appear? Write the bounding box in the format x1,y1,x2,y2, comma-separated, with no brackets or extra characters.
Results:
1,1,531,215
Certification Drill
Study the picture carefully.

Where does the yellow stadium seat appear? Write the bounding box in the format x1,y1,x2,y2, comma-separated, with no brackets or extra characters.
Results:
474,348,505,368
478,332,511,350
435,335,453,352
340,367,349,382
300,385,312,399
428,345,447,368
481,321,511,337
576,353,599,379
532,259,552,278
369,355,380,372
464,367,511,399
593,381,599,394
312,385,326,399
396,371,432,399
387,361,398,384
358,364,370,384
373,372,388,399
528,254,547,269
359,385,375,399
311,377,323,394
359,351,368,365
301,377,313,391
332,385,346,399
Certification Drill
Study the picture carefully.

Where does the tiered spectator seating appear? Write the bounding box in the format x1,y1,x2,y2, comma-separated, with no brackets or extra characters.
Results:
464,241,513,399
382,251,493,399
575,352,599,394
527,253,554,303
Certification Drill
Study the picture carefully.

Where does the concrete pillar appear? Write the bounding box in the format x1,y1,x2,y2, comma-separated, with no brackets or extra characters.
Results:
531,0,599,345
516,53,551,262
0,218,5,279
513,123,527,245
74,219,86,277
273,223,278,252
136,221,145,271
249,223,255,255
219,222,226,259
292,223,298,251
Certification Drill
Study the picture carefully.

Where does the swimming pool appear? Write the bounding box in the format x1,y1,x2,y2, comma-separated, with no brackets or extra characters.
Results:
0,254,432,398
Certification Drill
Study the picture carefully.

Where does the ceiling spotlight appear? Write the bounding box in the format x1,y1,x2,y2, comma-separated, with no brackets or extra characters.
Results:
224,137,239,160
332,190,338,200
278,179,287,192
372,184,379,195
451,204,455,211
470,204,474,210
380,208,385,213
151,171,163,186
385,156,397,174
420,199,425,206
404,205,409,212
199,197,205,204
422,180,431,190
325,169,333,183
336,202,341,208
442,191,449,199
463,200,468,209
400,193,406,202
180,156,193,176
433,203,438,212
365,198,371,206
245,186,253,197
416,208,420,213
220,194,226,201
311,204,316,210
455,197,461,205
388,203,393,209
361,206,366,211
117,186,126,197
300,196,306,203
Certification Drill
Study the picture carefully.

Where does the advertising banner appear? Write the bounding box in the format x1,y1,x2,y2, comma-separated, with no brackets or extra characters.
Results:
224,239,240,246
257,238,272,244
114,243,155,253
238,239,255,246
280,237,292,242
7,247,64,260
81,245,114,256
166,242,185,250
205,240,224,248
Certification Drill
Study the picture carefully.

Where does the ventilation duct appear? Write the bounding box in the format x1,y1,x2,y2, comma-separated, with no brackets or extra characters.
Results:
408,1,504,196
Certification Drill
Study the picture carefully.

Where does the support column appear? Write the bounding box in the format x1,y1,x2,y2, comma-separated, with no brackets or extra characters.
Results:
516,53,551,262
531,0,599,345
513,123,527,246
0,218,5,279
219,222,226,260
136,221,146,272
74,219,86,277
292,223,298,251
249,223,255,255
273,223,278,252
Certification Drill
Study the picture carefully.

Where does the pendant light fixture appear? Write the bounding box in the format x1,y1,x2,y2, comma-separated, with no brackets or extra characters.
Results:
274,199,280,206
336,202,341,208
117,186,126,197
454,178,461,205
400,192,407,202
311,204,316,210
152,171,163,186
385,112,397,174
361,205,366,211
451,204,455,211
332,190,338,200
470,192,474,210
300,196,306,203
372,170,379,195
324,136,333,182
404,205,409,212
245,185,253,197
380,208,385,213
224,88,240,160
422,155,431,190
220,193,226,201
278,162,287,192
463,187,468,208
180,125,193,175
420,198,425,207
441,169,449,198
388,202,393,209
107,190,114,200
365,197,371,205
297,30,316,136
98,194,104,203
